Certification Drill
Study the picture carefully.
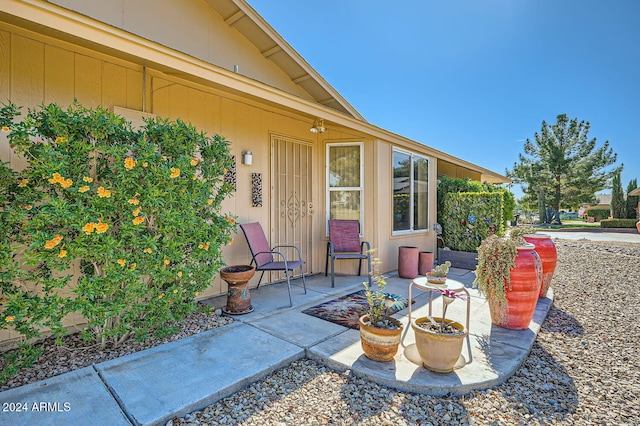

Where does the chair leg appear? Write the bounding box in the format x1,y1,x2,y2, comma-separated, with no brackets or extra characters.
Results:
357,258,363,276
257,271,265,289
325,242,329,277
300,268,307,294
285,271,293,307
330,256,335,287
367,255,373,284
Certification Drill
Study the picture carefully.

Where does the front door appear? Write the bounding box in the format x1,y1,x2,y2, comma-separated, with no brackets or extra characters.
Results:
271,134,313,277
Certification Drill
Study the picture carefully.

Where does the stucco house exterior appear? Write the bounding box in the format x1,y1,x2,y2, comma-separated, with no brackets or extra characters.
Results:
0,0,508,311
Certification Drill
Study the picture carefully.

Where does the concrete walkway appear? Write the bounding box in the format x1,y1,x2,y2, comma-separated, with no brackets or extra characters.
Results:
0,267,553,426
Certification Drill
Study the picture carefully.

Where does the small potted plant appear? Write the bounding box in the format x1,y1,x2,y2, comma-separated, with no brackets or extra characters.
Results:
359,256,405,362
412,288,467,373
473,235,542,329
426,261,451,285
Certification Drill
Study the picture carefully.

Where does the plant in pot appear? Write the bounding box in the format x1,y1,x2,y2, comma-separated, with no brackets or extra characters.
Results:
426,261,451,285
411,288,467,373
359,257,405,362
473,235,542,330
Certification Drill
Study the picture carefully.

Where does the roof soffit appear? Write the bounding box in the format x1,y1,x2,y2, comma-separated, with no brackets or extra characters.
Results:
205,0,365,121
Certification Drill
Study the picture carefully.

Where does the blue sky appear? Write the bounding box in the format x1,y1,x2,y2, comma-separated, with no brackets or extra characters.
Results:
247,0,639,199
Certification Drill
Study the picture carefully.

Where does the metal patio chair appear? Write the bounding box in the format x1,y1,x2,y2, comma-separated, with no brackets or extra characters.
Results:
325,219,372,287
239,222,307,307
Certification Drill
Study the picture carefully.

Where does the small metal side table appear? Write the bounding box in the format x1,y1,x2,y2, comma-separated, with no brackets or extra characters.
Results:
407,277,471,332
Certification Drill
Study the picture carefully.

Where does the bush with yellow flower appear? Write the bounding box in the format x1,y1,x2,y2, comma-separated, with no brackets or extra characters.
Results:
0,101,235,351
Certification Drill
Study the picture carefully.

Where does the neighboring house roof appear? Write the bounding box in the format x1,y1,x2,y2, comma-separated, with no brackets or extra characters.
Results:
595,194,612,206
1,0,509,184
629,187,640,196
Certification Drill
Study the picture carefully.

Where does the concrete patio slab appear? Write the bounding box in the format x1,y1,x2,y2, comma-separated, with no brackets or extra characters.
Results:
0,366,130,426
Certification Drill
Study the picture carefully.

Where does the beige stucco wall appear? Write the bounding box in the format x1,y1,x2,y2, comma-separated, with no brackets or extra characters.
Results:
48,0,312,101
0,16,441,346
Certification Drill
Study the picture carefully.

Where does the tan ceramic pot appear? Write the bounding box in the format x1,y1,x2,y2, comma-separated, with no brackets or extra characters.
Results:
412,317,466,373
359,315,403,362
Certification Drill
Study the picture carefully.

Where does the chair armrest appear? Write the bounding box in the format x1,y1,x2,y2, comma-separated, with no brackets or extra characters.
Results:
271,244,303,261
361,241,371,254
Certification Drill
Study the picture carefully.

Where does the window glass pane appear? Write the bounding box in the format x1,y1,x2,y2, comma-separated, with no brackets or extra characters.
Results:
330,190,361,220
393,151,411,231
329,145,361,188
413,156,429,230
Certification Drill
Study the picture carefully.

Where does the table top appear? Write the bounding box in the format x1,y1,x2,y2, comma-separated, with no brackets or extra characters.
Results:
410,276,466,292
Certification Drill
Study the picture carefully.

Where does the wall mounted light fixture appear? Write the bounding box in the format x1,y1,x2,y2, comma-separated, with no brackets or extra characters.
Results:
310,118,326,133
242,151,253,165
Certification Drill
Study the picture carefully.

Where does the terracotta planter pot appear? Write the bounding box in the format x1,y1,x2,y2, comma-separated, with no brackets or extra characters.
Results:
418,251,435,275
490,244,542,330
522,234,557,298
425,273,447,285
359,315,403,361
220,265,256,315
412,317,466,373
398,246,419,278
636,221,640,234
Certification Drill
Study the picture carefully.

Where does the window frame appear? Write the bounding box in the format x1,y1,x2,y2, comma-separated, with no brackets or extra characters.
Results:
392,147,430,235
326,142,365,236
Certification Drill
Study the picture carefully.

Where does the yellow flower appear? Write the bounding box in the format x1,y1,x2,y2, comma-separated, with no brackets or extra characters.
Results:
95,221,109,234
170,167,180,178
20,204,32,210
192,174,198,180
142,162,149,168
97,187,112,198
207,199,213,205
158,293,165,299
117,259,126,267
172,289,178,294
48,173,64,184
164,259,170,265
5,315,15,322
79,186,90,193
129,263,137,270
18,179,28,187
177,271,183,277
190,158,199,166
194,291,199,296
60,178,73,189
133,216,145,225
128,197,140,205
83,176,93,183
1,126,9,132
227,238,233,245
124,157,137,170
58,249,67,258
55,136,67,144
44,235,63,249
82,223,96,234
143,248,152,254
132,207,141,217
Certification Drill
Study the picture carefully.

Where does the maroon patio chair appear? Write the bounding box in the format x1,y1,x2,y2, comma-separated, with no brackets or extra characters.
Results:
325,219,372,287
239,222,307,307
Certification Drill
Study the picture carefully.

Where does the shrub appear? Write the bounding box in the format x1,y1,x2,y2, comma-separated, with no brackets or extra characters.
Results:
0,101,235,348
585,208,610,222
600,219,638,228
442,192,504,252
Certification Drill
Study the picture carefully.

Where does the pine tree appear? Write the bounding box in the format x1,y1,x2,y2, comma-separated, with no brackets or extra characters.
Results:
611,171,625,218
508,114,621,222
627,178,639,219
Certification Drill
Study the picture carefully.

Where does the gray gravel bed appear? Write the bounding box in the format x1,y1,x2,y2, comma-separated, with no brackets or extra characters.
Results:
170,240,640,425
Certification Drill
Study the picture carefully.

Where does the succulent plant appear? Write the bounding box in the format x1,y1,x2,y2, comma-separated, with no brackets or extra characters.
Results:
429,261,451,277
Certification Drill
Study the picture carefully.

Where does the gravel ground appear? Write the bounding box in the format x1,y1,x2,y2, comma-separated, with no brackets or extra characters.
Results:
168,239,640,425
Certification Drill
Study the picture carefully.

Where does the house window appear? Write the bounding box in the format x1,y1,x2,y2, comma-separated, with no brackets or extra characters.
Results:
393,149,429,233
327,143,364,232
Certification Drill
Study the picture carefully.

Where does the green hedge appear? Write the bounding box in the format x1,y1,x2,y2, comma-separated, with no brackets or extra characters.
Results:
586,208,611,222
600,218,638,228
442,192,504,252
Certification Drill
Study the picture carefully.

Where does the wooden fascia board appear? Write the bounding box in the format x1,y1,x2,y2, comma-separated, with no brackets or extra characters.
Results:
228,0,365,121
1,0,508,184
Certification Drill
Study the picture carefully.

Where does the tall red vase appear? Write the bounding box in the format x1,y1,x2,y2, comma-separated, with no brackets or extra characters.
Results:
522,234,557,298
490,244,543,330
